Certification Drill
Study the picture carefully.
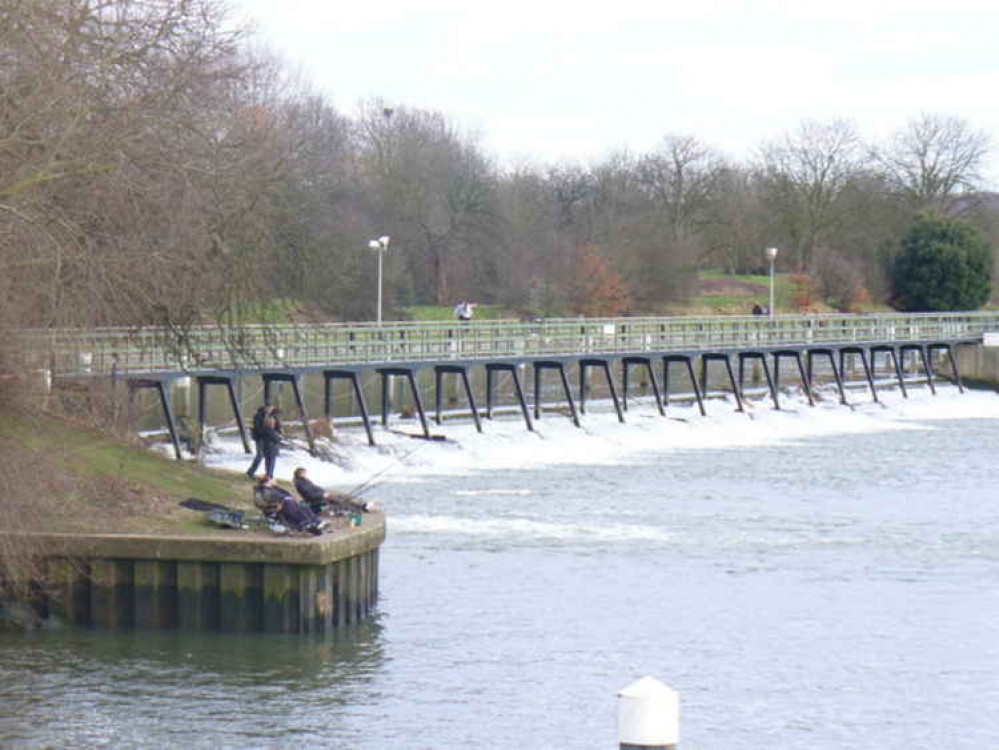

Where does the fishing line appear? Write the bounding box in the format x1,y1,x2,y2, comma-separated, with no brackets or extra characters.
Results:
345,440,429,498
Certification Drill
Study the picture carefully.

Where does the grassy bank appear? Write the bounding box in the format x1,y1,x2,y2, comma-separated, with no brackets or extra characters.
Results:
6,411,254,536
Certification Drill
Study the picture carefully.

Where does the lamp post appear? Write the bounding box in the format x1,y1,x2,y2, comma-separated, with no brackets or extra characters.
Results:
368,235,390,324
765,246,778,319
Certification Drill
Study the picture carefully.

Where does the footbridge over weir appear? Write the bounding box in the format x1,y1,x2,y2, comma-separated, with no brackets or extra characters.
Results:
20,312,999,459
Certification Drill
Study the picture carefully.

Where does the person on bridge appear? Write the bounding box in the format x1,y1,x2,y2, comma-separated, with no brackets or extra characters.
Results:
454,300,476,322
293,467,377,516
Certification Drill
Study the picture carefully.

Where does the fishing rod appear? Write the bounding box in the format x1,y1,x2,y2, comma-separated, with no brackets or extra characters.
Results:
345,440,428,499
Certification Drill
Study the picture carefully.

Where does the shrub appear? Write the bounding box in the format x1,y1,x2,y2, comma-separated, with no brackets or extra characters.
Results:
891,213,992,311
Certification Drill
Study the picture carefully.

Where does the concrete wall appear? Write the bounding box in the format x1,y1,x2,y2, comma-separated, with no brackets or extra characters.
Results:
956,344,999,389
12,515,385,633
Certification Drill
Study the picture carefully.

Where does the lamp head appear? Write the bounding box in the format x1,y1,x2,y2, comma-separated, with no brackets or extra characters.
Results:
765,247,778,262
368,240,381,250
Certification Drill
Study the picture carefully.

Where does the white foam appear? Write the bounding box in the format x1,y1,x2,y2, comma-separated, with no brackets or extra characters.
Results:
390,514,677,544
198,384,999,490
452,489,533,496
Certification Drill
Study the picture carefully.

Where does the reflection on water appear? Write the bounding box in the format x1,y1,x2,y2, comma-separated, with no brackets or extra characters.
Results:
0,620,386,748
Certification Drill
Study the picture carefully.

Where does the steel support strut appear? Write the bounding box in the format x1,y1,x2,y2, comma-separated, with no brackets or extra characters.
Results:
807,348,847,405
737,351,778,409
662,355,705,416
485,362,533,431
434,365,482,432
579,358,624,423
377,367,431,438
622,356,665,416
533,361,580,427
324,370,375,446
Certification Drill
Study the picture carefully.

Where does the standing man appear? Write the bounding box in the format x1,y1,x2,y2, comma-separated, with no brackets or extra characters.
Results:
246,405,269,479
258,411,283,480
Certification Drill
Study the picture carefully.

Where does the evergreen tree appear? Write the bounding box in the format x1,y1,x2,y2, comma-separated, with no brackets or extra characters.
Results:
891,213,992,311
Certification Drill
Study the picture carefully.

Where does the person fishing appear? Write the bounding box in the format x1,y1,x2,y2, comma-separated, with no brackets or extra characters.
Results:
246,405,267,478
247,405,283,479
293,467,377,516
256,411,283,480
253,476,327,534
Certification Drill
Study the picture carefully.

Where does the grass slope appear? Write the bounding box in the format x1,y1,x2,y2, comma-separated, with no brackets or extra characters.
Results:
8,411,255,535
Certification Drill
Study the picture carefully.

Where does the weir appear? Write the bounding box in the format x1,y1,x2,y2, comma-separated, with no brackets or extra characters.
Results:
19,312,999,456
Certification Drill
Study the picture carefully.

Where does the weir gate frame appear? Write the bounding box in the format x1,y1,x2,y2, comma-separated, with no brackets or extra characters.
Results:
17,311,999,459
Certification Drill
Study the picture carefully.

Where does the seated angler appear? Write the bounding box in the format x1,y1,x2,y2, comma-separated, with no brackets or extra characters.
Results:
253,476,327,535
293,467,377,516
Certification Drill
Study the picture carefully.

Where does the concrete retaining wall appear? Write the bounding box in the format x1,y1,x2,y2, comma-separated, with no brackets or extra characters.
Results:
956,344,999,389
9,515,385,633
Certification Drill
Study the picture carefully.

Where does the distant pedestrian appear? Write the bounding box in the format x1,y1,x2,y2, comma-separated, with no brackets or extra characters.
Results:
454,300,476,322
751,303,764,316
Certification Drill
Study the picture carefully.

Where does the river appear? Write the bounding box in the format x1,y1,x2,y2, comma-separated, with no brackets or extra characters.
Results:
2,384,998,749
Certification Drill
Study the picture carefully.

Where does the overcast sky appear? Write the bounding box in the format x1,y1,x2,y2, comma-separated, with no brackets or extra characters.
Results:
234,0,999,186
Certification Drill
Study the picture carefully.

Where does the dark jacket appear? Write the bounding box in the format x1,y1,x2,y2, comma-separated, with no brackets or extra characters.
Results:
296,476,367,515
254,483,292,516
254,483,319,531
258,422,282,455
294,475,326,512
250,407,267,441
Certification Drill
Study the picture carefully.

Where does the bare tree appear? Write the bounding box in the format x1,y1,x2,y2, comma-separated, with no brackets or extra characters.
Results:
757,119,864,271
0,0,252,329
699,166,770,274
637,135,721,243
359,102,502,306
872,113,990,212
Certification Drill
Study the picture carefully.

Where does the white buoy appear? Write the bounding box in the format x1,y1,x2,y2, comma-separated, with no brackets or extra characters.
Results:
618,676,679,749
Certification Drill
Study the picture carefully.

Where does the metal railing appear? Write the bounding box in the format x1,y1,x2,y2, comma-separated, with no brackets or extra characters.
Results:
15,312,999,378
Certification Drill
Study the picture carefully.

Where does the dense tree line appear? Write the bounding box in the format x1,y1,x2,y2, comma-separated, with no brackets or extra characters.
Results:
2,0,996,337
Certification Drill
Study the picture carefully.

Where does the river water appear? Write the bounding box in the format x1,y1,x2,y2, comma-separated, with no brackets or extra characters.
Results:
2,384,998,749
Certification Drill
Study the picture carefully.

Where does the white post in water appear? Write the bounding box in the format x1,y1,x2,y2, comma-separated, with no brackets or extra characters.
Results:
618,676,679,750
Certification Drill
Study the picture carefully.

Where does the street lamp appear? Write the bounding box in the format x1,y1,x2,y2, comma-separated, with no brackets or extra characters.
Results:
368,235,390,324
765,246,778,319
